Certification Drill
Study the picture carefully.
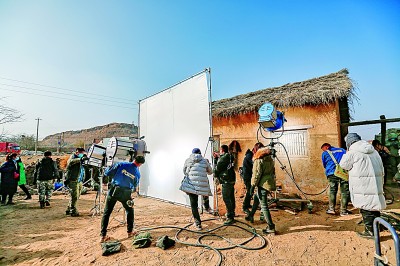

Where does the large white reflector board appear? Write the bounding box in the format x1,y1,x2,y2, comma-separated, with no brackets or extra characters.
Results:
139,72,214,206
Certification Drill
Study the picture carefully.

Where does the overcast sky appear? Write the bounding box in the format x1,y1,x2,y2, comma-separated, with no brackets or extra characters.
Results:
0,0,399,140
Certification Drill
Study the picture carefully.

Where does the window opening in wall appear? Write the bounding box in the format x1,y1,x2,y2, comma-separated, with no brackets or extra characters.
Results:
270,130,308,157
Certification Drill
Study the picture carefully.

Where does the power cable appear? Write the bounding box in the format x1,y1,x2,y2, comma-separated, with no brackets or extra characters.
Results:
140,219,268,266
0,86,137,110
257,125,329,197
0,82,134,106
0,76,135,103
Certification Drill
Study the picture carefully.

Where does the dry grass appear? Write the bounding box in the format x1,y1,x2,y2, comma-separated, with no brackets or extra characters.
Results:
212,68,358,117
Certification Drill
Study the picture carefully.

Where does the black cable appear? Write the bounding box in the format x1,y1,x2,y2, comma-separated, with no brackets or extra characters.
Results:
139,218,268,266
274,141,329,196
257,124,329,197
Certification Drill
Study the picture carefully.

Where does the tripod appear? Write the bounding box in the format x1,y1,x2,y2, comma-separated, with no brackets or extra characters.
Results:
90,169,106,216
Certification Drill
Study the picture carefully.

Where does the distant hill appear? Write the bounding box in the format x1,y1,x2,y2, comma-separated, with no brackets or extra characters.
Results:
40,123,138,149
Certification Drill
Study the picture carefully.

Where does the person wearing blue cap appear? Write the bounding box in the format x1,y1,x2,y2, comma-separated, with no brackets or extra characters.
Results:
321,142,351,216
340,133,386,239
180,148,213,230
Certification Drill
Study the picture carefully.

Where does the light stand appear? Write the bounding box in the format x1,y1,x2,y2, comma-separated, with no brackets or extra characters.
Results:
256,102,313,213
268,141,313,213
90,168,106,216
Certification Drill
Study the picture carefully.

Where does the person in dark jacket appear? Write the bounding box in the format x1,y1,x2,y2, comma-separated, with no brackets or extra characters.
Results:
0,153,19,205
242,142,264,214
100,156,145,243
65,147,88,216
214,144,236,225
34,151,59,209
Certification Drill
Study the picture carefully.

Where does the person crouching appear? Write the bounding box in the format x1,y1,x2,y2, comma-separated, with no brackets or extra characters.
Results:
100,156,145,243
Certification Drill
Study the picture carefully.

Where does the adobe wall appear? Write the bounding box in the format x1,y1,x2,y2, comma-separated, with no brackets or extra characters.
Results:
212,103,340,215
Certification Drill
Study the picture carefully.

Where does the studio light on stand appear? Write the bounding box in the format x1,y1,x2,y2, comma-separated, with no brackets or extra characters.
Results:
85,143,107,216
103,136,150,224
106,137,150,167
257,102,313,214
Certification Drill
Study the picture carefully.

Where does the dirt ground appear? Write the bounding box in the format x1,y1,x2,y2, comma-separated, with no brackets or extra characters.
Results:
1,183,400,266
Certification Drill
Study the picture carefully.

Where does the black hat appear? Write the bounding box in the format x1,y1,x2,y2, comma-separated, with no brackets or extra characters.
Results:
135,156,145,164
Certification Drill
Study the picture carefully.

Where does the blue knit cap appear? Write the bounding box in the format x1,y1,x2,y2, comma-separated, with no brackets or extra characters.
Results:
192,148,201,154
345,133,361,149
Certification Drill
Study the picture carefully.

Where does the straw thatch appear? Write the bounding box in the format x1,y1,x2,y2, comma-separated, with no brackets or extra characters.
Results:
212,69,357,117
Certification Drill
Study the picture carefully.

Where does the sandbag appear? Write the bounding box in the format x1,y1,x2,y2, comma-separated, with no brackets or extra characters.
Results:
101,240,122,256
132,232,152,249
156,235,176,250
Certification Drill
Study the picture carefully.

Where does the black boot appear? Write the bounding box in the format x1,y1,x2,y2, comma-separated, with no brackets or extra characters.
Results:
40,201,45,209
45,201,50,206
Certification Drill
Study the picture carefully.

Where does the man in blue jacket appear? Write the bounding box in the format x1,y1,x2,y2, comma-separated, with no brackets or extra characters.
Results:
321,143,351,216
100,156,145,242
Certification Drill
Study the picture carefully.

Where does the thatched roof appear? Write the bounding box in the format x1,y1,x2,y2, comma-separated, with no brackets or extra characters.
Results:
212,69,357,117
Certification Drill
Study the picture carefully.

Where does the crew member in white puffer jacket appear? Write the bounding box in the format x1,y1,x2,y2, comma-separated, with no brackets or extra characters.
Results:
340,133,386,239
181,148,213,230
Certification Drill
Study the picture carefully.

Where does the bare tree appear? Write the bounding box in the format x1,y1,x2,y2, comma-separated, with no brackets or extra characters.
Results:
0,104,23,125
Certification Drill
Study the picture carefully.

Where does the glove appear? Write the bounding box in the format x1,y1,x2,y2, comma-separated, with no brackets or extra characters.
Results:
214,178,220,186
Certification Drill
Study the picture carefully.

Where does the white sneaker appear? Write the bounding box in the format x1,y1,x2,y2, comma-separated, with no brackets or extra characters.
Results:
326,209,335,215
194,223,202,231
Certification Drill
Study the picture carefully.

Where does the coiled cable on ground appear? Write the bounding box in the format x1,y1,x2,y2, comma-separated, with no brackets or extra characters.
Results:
139,218,268,266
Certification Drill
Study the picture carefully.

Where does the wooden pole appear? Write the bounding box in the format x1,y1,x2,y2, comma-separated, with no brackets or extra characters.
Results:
380,115,387,146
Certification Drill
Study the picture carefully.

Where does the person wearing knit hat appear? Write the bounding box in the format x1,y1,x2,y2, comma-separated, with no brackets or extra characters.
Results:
344,133,361,149
321,143,351,216
181,148,213,230
192,148,201,154
340,134,386,239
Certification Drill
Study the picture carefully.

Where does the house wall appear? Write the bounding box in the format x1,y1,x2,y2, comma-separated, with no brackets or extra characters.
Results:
212,102,340,215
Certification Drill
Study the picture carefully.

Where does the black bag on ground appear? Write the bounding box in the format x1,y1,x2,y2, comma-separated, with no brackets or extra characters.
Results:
101,240,122,256
156,235,176,250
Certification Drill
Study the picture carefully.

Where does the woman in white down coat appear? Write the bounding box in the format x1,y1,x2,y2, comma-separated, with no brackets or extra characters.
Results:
340,133,386,239
181,148,212,230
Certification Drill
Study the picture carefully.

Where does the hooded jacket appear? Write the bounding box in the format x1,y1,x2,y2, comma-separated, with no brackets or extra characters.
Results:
0,160,18,194
34,156,59,181
251,148,276,191
65,154,84,182
181,153,212,196
340,140,386,211
213,152,236,183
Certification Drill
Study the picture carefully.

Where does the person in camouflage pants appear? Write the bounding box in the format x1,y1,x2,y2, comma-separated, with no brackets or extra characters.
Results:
34,151,59,209
37,180,53,205
64,148,88,217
